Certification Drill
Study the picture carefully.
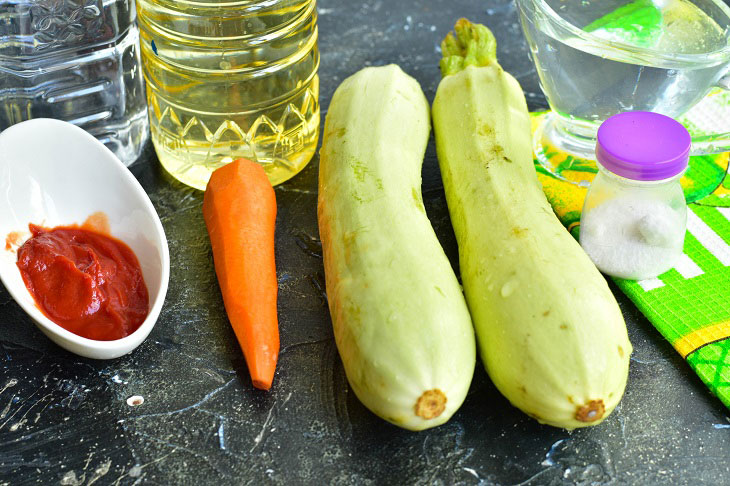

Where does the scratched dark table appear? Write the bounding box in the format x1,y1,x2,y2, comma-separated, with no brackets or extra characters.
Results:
2,1,730,485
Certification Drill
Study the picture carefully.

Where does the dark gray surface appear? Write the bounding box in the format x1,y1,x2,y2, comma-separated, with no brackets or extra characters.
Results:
2,1,730,485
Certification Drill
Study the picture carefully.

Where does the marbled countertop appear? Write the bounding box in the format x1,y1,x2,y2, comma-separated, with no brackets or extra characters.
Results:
2,1,729,485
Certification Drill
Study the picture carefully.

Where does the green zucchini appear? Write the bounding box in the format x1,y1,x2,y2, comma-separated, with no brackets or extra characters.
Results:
318,65,476,431
433,20,632,429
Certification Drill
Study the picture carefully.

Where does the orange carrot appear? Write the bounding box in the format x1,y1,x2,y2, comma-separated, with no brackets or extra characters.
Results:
203,159,279,390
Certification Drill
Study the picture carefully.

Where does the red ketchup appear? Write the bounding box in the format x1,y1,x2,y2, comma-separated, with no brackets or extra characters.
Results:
16,224,149,341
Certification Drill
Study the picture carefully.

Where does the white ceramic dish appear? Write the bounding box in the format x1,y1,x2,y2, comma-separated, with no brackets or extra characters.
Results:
0,119,170,359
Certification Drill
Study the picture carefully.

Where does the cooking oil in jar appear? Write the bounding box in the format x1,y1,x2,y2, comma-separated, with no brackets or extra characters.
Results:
137,0,320,190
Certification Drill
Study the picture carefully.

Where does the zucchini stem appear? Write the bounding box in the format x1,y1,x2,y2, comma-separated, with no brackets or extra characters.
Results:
575,399,606,422
415,389,447,419
440,18,498,77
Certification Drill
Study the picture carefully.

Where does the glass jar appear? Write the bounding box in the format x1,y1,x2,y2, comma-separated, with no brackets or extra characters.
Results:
579,111,689,280
137,0,320,190
0,0,149,167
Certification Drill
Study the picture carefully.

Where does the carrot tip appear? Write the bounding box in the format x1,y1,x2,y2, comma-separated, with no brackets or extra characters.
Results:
252,379,273,391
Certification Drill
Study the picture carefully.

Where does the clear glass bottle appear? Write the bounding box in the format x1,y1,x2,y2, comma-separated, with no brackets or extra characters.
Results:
0,0,149,167
137,0,320,190
579,111,689,280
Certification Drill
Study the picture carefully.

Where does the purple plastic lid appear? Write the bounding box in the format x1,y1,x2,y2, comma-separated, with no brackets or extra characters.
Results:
596,111,690,181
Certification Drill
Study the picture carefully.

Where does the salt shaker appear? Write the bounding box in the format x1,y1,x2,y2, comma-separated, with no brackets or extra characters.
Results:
579,111,689,280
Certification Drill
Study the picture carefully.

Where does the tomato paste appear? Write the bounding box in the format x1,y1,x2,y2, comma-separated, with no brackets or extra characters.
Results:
16,224,149,341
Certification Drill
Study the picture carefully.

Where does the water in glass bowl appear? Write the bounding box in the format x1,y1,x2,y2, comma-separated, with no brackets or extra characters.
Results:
518,0,730,156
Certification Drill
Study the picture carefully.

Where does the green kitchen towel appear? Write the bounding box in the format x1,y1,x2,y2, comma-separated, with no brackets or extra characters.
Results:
531,95,730,409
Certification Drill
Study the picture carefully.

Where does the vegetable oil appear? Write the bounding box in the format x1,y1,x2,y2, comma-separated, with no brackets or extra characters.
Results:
137,0,319,190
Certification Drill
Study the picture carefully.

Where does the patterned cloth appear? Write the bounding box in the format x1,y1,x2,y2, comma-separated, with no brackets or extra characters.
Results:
532,94,730,410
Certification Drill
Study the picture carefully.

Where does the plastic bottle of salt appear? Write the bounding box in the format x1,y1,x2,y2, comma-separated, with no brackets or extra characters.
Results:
579,111,689,280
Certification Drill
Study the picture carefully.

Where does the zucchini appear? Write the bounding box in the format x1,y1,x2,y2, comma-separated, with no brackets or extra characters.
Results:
318,65,476,431
433,20,632,429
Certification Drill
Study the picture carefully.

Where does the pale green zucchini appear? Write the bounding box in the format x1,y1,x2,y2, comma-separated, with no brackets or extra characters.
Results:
433,20,632,429
318,65,476,431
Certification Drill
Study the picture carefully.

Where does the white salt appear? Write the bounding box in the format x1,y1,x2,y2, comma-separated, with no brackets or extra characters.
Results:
580,197,685,280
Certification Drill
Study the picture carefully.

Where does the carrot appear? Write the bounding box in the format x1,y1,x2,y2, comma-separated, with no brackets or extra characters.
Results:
202,159,279,390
